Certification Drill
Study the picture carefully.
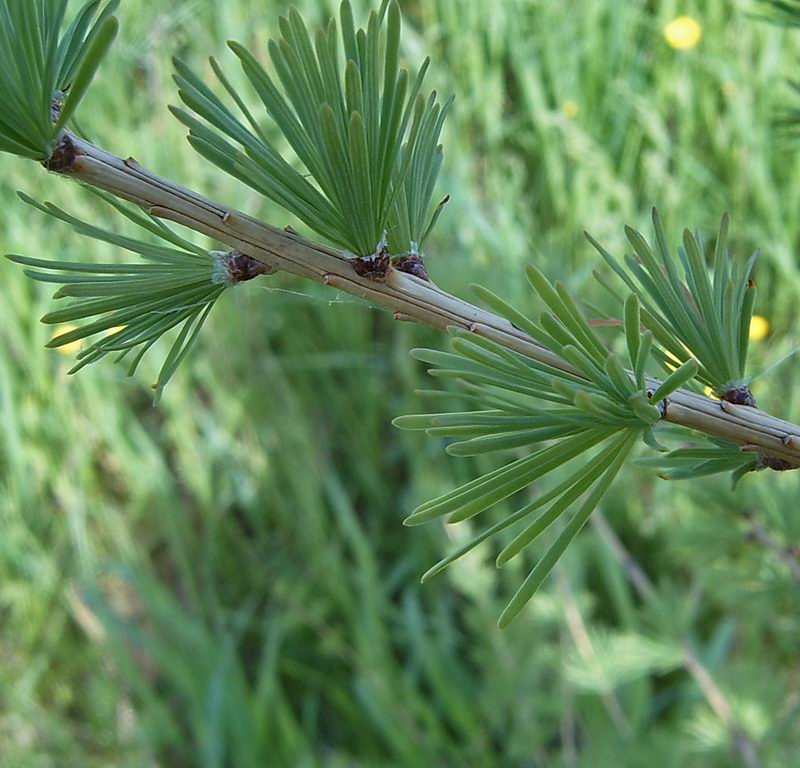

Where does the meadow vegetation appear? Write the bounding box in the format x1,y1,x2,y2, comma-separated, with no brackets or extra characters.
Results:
1,0,800,765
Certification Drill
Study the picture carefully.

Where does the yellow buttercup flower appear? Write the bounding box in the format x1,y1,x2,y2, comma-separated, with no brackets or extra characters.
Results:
749,315,769,341
561,100,579,119
51,324,82,357
664,16,702,50
50,324,127,358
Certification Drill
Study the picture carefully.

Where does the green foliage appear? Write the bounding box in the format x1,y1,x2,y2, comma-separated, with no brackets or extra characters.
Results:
563,631,685,694
171,0,451,257
400,207,775,624
777,80,800,138
397,268,700,626
3,1,800,766
588,210,758,398
758,0,800,27
759,2,800,139
0,0,119,160
6,191,248,398
636,435,759,484
82,567,269,767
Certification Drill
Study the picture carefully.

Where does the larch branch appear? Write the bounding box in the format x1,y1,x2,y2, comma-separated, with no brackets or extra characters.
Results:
50,132,800,469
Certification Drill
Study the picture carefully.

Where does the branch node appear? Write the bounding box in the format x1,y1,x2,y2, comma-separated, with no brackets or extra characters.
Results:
352,246,390,282
740,444,797,471
42,133,77,172
211,250,271,285
222,211,234,224
391,251,429,280
646,389,670,418
758,455,795,472
721,384,756,407
782,434,800,449
394,312,415,323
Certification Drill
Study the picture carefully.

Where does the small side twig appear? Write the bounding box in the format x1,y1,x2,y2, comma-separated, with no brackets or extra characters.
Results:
557,570,633,739
741,510,800,581
681,645,762,768
591,511,763,768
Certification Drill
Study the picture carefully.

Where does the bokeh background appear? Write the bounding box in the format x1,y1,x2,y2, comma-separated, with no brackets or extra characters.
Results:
2,0,800,765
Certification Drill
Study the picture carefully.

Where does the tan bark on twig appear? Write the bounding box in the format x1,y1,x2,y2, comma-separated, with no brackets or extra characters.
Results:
53,132,800,469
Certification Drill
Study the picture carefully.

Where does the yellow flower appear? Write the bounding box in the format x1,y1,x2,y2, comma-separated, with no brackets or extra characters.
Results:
51,324,82,357
749,315,769,341
561,100,579,119
49,324,126,358
664,16,702,50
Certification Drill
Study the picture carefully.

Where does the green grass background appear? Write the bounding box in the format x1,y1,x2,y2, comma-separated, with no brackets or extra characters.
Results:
2,0,800,765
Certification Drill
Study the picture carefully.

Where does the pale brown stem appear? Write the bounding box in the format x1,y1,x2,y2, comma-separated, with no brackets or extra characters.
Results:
742,511,800,581
557,571,633,738
592,512,763,768
53,133,800,467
